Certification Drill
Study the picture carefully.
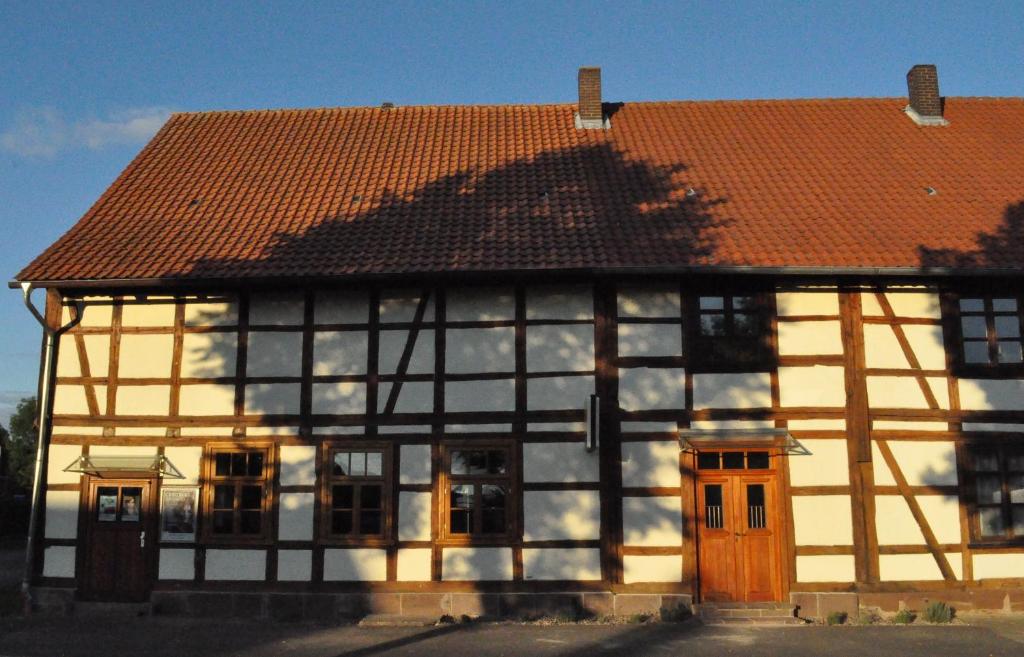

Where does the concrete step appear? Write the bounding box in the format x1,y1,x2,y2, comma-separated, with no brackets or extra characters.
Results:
697,602,800,625
74,601,152,618
702,616,807,626
358,614,438,627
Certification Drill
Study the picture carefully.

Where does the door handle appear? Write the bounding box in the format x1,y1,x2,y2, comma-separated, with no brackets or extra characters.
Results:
140,531,145,548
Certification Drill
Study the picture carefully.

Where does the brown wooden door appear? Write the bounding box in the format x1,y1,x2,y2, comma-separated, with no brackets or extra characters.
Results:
696,451,781,602
82,480,155,601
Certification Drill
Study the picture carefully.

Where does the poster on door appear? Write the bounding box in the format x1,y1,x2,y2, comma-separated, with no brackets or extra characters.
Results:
160,487,198,542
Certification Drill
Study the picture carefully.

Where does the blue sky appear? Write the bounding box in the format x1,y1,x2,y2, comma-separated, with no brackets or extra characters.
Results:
1,0,1022,426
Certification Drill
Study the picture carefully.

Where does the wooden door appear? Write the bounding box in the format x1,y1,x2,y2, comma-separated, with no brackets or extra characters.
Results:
82,480,155,601
696,450,781,602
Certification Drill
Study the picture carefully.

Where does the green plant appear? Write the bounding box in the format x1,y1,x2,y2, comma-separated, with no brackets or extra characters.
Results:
626,613,653,624
922,601,954,624
856,609,881,625
659,606,692,623
826,611,847,625
893,609,915,624
438,614,456,624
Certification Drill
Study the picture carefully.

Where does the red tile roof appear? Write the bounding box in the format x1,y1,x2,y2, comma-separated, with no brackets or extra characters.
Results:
16,97,1024,284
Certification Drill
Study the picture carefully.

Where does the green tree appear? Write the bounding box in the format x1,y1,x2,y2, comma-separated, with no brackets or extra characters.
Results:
5,398,38,492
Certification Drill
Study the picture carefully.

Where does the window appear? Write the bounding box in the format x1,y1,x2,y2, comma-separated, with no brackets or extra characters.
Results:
444,444,514,540
204,447,270,541
969,445,1024,543
689,293,773,371
955,295,1024,370
324,446,389,542
697,450,771,470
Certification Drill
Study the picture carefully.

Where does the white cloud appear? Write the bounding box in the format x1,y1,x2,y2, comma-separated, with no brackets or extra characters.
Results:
0,106,173,158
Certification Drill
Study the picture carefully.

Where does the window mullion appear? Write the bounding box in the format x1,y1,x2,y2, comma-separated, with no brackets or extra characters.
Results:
1001,448,1014,539
985,298,999,365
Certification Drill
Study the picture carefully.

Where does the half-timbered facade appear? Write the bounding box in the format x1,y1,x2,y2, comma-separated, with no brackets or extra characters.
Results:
14,66,1024,617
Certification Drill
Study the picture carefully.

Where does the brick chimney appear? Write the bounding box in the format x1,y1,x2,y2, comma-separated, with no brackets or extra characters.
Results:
905,64,947,125
576,67,607,129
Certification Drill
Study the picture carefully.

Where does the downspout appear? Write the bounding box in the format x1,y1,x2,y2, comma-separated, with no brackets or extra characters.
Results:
20,283,82,615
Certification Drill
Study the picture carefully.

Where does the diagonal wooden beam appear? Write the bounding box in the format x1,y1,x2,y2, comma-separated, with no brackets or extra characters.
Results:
381,291,431,416
874,291,940,410
876,439,956,582
72,333,101,417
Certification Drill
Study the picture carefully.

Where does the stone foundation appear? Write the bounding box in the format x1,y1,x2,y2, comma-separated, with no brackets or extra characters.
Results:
792,589,1024,619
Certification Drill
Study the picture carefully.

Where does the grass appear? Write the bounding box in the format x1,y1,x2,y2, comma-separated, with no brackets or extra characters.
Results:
893,609,916,625
826,611,847,626
922,601,954,624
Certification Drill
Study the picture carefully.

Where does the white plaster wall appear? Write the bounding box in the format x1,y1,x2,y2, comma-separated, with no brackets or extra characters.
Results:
778,366,846,407
315,290,369,324
52,426,105,436
442,547,513,581
53,385,105,415
777,321,843,356
616,323,682,358
377,381,434,414
871,441,958,486
874,495,961,545
787,439,849,487
397,548,433,581
693,373,772,409
277,550,312,581
278,493,315,540
313,331,368,375
379,290,435,323
622,555,681,583
860,291,941,319
867,376,949,410
180,331,237,378
57,334,109,377
324,548,387,581
446,287,513,322
959,379,1024,411
618,367,685,411
523,548,602,581
205,549,266,580
280,445,317,485
795,555,855,582
523,443,599,482
89,445,157,456
178,383,236,416
690,420,774,430
398,492,431,541
115,385,171,415
400,444,432,484
791,496,853,545
64,297,113,327
617,288,680,318
44,490,79,539
622,496,683,546
379,329,435,375
775,291,839,316
312,382,367,415
863,324,946,370
973,553,1024,579
46,444,82,485
873,420,948,431
879,553,962,581
121,303,176,327
526,285,593,320
249,294,304,326
523,491,600,541
527,324,595,372
621,421,678,432
621,441,680,488
245,383,301,415
184,299,237,326
163,446,203,484
246,332,303,377
158,549,194,580
445,379,515,413
445,328,513,374
526,375,594,411
118,334,175,379
42,546,75,578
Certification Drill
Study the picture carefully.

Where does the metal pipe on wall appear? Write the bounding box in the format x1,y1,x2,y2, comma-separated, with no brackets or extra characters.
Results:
20,283,82,615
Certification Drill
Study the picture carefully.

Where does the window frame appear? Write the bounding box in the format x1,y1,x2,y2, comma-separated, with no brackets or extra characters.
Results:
946,289,1024,377
201,443,274,544
439,440,518,545
965,442,1024,547
685,289,776,373
320,442,393,546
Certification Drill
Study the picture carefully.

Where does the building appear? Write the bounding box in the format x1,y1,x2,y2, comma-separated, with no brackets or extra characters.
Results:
12,66,1024,619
